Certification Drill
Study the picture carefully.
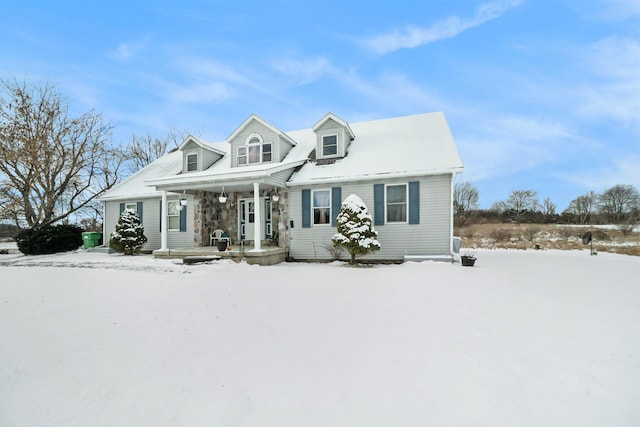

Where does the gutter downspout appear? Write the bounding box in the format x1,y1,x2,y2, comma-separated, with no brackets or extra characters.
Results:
450,172,456,260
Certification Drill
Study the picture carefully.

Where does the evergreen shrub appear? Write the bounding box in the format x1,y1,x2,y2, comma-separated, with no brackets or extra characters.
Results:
109,209,147,255
16,224,84,255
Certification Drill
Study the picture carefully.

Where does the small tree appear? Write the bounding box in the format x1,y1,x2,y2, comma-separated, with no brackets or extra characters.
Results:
331,194,381,265
109,209,147,255
454,180,479,226
499,189,539,223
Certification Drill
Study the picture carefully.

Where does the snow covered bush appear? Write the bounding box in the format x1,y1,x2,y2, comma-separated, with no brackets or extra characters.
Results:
331,194,381,265
109,209,147,255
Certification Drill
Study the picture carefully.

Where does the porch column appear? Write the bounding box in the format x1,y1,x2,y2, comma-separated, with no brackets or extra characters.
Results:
253,182,262,251
161,190,168,250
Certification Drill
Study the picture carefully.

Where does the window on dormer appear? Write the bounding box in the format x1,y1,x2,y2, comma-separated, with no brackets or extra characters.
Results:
262,143,272,162
186,153,198,172
322,134,338,156
237,135,273,166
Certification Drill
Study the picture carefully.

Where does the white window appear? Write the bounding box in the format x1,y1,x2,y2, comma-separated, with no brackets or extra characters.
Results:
262,143,272,162
237,147,247,165
322,134,338,156
313,190,331,225
248,144,260,163
236,136,273,166
186,153,198,172
386,184,407,223
167,201,180,231
125,202,137,211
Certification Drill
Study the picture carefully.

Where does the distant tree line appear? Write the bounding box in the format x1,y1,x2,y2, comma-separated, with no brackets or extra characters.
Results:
455,181,639,227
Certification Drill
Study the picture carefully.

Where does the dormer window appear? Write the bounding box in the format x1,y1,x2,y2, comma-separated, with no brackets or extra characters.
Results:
322,135,338,156
237,133,273,166
186,153,198,172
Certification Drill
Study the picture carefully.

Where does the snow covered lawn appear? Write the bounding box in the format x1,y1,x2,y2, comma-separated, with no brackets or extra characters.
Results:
1,250,639,426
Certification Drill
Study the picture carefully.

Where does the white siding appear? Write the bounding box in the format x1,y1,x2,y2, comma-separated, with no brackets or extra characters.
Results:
229,120,294,165
287,174,453,261
315,119,349,159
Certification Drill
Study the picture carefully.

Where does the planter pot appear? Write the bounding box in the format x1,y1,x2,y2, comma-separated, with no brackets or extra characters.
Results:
461,256,476,267
216,241,228,252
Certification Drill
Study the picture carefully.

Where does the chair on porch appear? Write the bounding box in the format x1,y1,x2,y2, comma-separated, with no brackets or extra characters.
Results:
209,229,230,246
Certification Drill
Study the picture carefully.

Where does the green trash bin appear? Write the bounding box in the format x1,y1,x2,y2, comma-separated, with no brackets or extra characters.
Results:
82,232,102,249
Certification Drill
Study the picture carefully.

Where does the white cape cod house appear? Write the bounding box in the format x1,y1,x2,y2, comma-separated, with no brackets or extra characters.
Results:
98,112,464,265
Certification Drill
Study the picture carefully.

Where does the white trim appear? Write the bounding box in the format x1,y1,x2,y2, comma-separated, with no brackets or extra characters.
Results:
321,134,339,158
167,200,180,231
385,183,409,224
312,188,332,226
160,191,168,250
186,152,199,172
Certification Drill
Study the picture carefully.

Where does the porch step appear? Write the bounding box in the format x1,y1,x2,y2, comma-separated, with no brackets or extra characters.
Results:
183,256,222,265
404,254,453,263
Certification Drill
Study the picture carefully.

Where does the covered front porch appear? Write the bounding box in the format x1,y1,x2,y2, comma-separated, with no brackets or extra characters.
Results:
153,243,287,266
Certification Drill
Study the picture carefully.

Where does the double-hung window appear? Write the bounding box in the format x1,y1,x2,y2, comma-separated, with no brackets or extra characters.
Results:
262,143,272,162
186,153,198,171
167,201,180,231
386,184,407,223
237,147,247,165
322,134,338,156
313,190,331,225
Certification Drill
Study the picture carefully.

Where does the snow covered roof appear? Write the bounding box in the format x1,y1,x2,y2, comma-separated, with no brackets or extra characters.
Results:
99,111,463,201
288,111,463,186
98,150,185,201
178,135,226,155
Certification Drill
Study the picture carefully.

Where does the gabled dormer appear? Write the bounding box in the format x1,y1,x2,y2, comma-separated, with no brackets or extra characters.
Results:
227,114,297,167
312,113,355,162
178,136,225,173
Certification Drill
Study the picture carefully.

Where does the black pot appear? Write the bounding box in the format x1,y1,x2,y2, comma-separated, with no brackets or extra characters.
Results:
461,256,476,267
216,241,228,251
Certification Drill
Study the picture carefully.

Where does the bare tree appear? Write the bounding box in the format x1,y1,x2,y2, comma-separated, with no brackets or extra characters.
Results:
566,192,596,224
499,190,539,222
454,181,479,225
0,78,124,228
541,197,556,222
124,129,188,173
598,184,640,223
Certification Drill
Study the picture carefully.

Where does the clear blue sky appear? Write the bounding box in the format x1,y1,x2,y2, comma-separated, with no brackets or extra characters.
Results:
2,0,639,210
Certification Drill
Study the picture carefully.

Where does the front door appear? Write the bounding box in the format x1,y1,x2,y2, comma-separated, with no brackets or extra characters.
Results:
239,198,272,242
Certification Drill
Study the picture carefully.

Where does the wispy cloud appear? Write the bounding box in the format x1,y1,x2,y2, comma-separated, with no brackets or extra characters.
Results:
362,0,521,54
456,114,577,182
596,0,640,19
270,57,335,85
106,38,150,62
577,36,640,127
170,82,235,104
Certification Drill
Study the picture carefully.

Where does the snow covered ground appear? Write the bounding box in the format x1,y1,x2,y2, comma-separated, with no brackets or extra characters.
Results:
1,249,639,426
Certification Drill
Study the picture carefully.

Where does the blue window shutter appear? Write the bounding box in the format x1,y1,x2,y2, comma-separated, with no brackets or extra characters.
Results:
409,181,420,224
301,189,311,228
331,187,342,227
136,201,143,223
374,184,385,225
119,203,125,214
179,206,186,232
159,200,162,232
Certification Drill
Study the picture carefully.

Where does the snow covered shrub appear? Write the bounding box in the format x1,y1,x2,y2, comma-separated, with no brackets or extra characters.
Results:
16,224,83,255
109,208,147,255
331,194,381,265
